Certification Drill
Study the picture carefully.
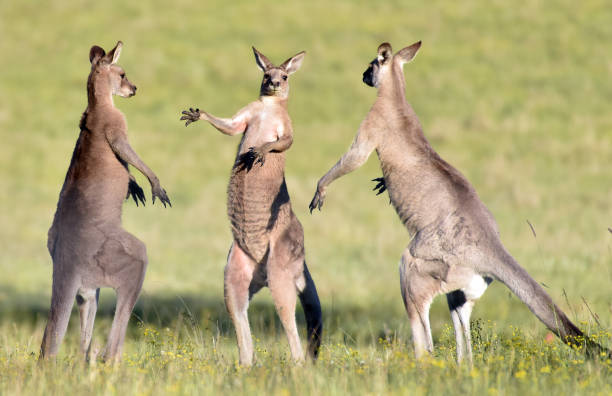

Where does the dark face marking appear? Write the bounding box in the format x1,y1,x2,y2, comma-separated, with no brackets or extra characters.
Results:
362,58,379,87
260,67,290,97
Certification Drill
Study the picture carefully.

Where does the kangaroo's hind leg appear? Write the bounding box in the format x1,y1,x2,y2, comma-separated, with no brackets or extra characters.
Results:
40,266,79,359
447,275,492,364
224,241,258,366
267,223,308,363
447,290,473,364
76,287,100,360
399,249,442,358
94,230,147,362
297,262,322,360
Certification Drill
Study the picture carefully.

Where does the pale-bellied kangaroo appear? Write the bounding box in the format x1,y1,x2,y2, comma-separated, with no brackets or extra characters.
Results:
41,41,171,362
180,47,322,366
310,41,611,362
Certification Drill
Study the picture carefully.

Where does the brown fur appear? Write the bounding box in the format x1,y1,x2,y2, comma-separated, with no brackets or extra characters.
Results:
181,47,322,366
40,41,171,362
311,41,610,362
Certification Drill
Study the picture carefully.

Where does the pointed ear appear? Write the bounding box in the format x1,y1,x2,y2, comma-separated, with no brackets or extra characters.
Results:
394,41,421,66
89,45,106,65
106,41,123,65
280,51,305,74
377,43,393,64
253,47,273,72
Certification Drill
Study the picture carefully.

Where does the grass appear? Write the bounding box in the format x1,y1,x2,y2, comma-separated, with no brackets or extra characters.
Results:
1,0,611,394
1,318,611,395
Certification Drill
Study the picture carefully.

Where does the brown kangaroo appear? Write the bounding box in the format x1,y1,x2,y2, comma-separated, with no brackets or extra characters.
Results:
180,47,322,366
310,41,611,362
41,41,171,362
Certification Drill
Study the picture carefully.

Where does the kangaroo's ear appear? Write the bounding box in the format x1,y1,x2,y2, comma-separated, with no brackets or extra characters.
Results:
377,43,393,64
106,41,123,65
89,45,106,65
280,51,306,74
253,47,273,72
394,41,421,66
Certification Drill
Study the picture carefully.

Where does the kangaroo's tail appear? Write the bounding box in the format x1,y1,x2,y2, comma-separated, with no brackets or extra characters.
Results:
491,247,611,358
298,262,323,360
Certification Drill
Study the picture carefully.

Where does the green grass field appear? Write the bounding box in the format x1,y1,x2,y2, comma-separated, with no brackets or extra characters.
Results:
1,0,611,394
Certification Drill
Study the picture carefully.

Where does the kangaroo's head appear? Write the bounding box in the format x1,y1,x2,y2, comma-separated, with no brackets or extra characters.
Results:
253,47,305,99
362,41,421,88
88,41,137,100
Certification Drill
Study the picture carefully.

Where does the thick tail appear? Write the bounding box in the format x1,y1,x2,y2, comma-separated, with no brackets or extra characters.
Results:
491,247,611,358
298,262,323,360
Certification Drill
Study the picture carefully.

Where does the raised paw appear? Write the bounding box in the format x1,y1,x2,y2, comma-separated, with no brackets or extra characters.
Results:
309,188,326,214
152,185,172,208
180,107,202,126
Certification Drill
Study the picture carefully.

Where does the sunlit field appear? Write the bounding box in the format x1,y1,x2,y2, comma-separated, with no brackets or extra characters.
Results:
1,0,611,394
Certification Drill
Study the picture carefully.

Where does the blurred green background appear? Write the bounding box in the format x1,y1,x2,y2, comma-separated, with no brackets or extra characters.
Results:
0,0,610,352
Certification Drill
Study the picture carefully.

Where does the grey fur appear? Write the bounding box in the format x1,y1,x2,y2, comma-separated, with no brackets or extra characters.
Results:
311,41,610,362
40,41,171,363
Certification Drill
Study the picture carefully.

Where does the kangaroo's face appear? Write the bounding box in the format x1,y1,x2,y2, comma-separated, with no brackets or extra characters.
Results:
107,65,137,98
363,41,422,89
89,41,137,98
362,43,393,88
253,47,305,99
260,68,290,97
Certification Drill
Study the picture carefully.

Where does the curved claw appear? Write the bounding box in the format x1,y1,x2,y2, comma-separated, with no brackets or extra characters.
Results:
152,187,172,208
309,190,325,214
253,147,265,167
237,147,265,172
180,107,201,127
127,178,146,207
372,177,387,195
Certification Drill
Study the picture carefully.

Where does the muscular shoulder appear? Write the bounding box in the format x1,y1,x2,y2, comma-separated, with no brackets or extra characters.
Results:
94,109,128,140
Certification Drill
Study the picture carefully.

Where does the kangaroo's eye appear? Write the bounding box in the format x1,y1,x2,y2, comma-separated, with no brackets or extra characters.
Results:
120,73,126,79
282,75,288,81
264,74,270,79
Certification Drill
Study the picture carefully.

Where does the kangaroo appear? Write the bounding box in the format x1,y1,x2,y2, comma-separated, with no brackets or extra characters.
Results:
310,41,611,362
180,47,322,366
41,41,171,362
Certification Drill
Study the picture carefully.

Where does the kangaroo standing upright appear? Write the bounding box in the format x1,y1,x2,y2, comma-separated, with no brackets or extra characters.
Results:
41,41,171,362
180,48,322,366
310,41,610,362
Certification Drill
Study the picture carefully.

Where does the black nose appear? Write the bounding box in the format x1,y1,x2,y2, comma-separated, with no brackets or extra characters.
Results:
273,81,280,88
362,70,373,87
133,86,137,91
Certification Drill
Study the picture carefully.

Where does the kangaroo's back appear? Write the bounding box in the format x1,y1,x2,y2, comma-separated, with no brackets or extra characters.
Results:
311,41,610,361
50,82,133,244
42,41,171,363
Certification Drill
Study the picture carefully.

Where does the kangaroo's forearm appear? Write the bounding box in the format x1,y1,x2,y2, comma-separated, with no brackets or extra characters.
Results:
261,135,293,153
318,146,371,189
110,138,159,187
201,111,246,136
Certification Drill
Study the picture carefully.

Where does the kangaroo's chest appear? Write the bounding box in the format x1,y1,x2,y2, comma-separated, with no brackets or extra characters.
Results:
238,111,289,154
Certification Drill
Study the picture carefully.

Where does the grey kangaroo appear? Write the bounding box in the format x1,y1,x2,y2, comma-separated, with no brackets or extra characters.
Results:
310,41,611,362
41,41,171,362
180,47,322,366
